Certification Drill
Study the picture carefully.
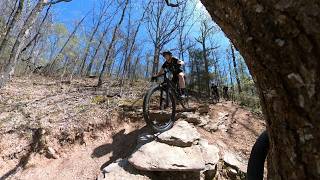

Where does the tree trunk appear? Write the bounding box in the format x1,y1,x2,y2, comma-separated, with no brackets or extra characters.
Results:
0,1,44,88
145,55,150,78
45,13,87,75
0,0,25,58
201,40,210,96
152,47,160,75
201,0,320,179
230,43,242,94
131,56,140,80
86,28,109,76
195,59,201,94
188,51,194,89
97,0,128,87
79,20,102,75
120,6,146,82
5,0,20,28
228,53,235,102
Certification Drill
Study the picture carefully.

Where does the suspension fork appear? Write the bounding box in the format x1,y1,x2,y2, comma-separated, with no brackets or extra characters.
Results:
160,86,164,110
159,82,170,110
165,85,169,108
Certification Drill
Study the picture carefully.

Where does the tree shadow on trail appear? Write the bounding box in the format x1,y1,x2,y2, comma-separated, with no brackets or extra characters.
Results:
0,128,42,180
91,126,151,171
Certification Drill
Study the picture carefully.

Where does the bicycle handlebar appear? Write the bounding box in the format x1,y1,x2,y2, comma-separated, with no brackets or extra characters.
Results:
151,68,171,82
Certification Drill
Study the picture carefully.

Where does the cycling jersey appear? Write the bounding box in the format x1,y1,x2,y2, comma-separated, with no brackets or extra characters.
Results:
161,57,183,74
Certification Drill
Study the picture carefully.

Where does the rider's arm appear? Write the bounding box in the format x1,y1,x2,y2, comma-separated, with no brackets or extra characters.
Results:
177,60,184,65
154,68,164,77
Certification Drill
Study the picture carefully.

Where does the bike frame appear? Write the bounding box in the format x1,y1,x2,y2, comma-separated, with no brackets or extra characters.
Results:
158,69,181,109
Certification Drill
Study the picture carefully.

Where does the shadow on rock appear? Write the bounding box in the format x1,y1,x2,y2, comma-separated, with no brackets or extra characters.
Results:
91,126,152,170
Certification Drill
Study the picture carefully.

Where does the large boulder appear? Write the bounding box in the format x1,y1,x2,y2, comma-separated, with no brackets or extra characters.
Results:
157,120,200,147
128,141,206,171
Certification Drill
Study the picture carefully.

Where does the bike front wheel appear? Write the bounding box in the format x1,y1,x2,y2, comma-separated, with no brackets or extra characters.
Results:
143,85,176,132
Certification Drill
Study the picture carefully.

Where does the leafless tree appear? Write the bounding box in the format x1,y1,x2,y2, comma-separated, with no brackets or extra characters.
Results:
78,0,112,75
0,0,73,88
196,20,218,95
44,13,88,75
176,1,197,68
119,1,150,93
97,0,129,87
145,0,182,75
85,2,123,77
0,0,25,58
230,43,242,94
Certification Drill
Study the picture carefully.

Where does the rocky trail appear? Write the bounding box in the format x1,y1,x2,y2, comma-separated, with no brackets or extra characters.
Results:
0,77,265,180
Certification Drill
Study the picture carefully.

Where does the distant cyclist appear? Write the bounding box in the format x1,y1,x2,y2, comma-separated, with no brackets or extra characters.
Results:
211,83,219,103
223,85,229,100
152,51,186,98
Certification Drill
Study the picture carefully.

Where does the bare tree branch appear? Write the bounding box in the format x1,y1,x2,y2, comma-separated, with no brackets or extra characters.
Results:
46,0,72,5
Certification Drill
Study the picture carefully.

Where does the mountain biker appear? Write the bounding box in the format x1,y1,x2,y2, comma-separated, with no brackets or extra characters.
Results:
152,51,186,98
223,85,229,100
211,83,219,102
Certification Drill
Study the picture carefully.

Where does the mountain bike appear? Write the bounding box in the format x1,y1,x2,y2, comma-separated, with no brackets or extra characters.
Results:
211,91,220,104
143,68,189,132
210,85,219,104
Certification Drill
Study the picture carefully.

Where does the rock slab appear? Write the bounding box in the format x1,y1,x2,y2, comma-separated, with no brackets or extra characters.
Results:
157,120,200,147
99,159,151,180
198,139,220,170
129,141,206,171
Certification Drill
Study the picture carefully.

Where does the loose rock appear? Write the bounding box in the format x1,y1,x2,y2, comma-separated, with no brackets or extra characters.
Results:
203,122,219,132
198,104,210,115
178,112,202,125
157,120,200,147
46,147,59,159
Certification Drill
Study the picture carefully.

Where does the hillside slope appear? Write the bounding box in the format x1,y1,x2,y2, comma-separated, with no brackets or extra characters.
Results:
0,77,265,179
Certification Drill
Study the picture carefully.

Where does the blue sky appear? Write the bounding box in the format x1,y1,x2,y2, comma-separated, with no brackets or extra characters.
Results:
53,0,95,23
53,0,230,46
51,0,236,74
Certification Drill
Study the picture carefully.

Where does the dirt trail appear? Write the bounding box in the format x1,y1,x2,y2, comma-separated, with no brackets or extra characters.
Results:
0,77,265,180
1,102,265,180
199,101,265,160
1,122,147,180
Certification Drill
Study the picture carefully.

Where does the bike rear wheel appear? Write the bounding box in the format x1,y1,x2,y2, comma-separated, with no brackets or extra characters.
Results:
143,85,176,132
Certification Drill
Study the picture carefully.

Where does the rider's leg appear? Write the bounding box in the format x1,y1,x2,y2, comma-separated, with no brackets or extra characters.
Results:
178,72,186,95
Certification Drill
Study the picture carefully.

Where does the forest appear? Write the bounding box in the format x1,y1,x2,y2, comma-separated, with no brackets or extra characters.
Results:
0,0,260,111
